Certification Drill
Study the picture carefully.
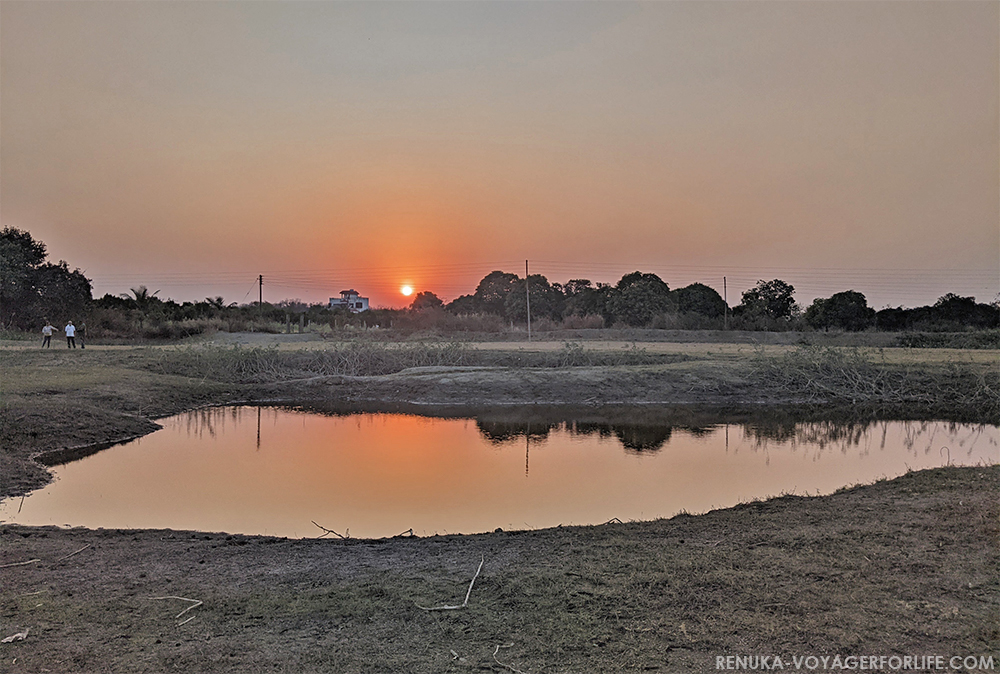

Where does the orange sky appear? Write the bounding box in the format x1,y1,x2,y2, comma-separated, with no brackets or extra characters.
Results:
2,1,997,309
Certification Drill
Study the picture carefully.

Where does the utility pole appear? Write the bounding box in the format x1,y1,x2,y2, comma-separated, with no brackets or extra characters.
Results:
258,275,264,326
723,276,728,331
525,259,531,342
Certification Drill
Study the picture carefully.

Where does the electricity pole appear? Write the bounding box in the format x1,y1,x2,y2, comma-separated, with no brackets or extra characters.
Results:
525,259,531,342
258,275,263,325
723,276,728,330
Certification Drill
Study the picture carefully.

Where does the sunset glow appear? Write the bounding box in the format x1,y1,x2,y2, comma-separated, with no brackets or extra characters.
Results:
0,2,996,309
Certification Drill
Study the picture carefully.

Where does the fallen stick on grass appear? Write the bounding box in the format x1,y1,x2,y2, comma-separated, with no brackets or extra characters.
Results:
56,544,92,562
0,559,40,569
1,628,29,644
17,590,49,598
152,596,203,620
416,555,484,611
493,643,529,674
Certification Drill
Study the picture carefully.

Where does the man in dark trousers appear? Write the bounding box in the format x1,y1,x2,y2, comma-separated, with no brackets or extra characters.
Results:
65,320,76,348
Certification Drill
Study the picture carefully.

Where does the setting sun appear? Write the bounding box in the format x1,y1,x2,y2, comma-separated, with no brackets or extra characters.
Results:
400,285,413,297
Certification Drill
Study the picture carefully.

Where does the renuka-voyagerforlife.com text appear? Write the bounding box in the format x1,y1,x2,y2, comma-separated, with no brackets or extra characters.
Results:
716,655,996,671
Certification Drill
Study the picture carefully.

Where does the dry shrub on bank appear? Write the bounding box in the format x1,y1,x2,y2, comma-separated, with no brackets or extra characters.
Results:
149,342,476,382
749,346,999,413
145,341,673,383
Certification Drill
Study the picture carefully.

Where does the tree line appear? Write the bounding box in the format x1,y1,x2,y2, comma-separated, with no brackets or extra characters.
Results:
419,271,997,333
2,227,997,336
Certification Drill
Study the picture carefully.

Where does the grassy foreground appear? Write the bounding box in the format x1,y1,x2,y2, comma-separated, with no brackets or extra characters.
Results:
0,336,997,671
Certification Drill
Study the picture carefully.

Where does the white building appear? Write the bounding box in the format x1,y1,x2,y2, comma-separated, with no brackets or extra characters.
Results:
329,289,369,313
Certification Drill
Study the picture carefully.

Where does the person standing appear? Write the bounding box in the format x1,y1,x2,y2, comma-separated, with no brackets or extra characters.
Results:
41,320,54,348
78,321,86,349
65,320,76,348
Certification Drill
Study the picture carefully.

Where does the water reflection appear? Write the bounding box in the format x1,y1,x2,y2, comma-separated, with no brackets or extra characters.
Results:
3,407,996,539
476,416,997,458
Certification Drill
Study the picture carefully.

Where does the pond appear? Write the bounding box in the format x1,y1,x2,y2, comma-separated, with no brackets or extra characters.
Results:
1,407,996,538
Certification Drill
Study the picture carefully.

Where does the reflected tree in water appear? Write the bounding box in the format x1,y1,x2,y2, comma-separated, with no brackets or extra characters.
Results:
613,425,673,453
475,421,554,445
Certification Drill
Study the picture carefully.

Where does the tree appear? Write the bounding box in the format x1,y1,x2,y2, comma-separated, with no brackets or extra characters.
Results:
410,291,444,311
123,285,161,329
0,227,92,329
805,291,875,331
673,283,727,318
33,261,93,325
504,274,564,322
445,294,481,315
559,279,604,319
605,272,673,327
473,271,520,315
738,279,797,320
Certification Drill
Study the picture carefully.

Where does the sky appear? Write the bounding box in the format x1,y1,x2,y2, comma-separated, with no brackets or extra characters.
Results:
2,1,997,310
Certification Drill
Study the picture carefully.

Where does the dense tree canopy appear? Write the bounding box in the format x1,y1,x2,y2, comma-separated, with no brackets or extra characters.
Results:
805,291,875,331
504,275,564,322
445,293,481,315
737,279,797,320
409,291,444,311
876,294,999,331
673,283,727,318
0,227,92,330
606,272,673,326
473,271,520,316
562,279,610,319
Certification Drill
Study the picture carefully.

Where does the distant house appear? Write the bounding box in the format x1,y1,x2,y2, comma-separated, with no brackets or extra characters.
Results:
329,289,369,313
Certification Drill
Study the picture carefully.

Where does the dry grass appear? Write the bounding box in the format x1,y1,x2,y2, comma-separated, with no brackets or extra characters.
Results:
748,345,1000,415
137,341,676,383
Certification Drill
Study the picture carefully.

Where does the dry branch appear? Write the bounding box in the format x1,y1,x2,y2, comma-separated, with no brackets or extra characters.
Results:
493,643,529,674
0,559,40,569
152,596,203,622
1,628,29,644
416,555,484,611
56,544,92,562
312,521,347,539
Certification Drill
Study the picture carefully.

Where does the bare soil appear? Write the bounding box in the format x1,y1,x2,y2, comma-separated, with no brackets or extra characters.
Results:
1,336,997,672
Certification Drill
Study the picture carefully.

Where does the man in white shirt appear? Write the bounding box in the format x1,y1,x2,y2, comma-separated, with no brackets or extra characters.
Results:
65,321,76,349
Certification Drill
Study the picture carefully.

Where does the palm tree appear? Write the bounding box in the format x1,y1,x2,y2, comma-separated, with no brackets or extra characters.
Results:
123,285,159,329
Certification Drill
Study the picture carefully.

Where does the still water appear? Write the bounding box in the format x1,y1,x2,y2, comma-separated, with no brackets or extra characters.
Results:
2,407,996,538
